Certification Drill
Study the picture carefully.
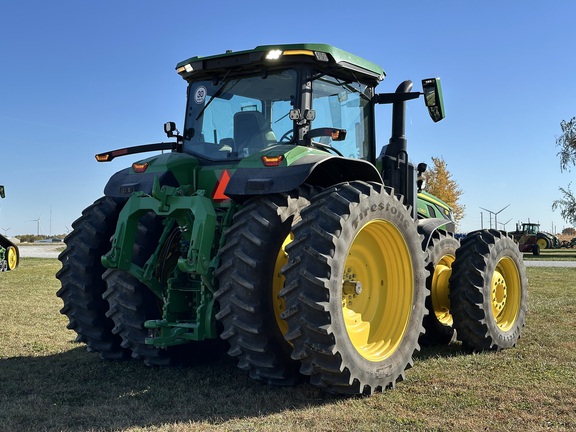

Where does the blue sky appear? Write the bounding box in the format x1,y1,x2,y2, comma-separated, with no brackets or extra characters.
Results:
1,1,574,236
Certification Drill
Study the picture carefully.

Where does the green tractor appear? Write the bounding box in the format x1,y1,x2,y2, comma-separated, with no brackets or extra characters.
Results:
510,222,559,255
0,185,20,272
56,44,528,394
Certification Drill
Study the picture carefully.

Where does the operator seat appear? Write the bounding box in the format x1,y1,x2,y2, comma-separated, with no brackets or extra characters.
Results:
233,111,277,155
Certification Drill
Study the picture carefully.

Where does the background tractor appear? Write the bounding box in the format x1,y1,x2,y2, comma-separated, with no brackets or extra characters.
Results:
0,185,19,272
511,221,559,255
57,43,528,395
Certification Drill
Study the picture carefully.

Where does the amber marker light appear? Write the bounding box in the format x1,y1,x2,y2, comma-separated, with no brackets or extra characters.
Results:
95,153,111,162
283,49,315,56
132,162,149,173
261,155,284,167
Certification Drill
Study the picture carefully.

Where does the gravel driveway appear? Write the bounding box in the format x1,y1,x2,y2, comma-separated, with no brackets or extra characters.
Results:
523,260,576,267
17,244,63,259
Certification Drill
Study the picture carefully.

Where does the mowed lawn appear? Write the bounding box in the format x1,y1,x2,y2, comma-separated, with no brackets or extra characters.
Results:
0,258,575,432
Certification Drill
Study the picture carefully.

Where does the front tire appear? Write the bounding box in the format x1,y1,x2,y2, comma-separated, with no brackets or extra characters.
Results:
449,230,528,351
281,182,427,395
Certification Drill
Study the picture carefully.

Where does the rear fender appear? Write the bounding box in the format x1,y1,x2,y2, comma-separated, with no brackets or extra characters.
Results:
103,153,199,198
418,217,456,251
225,153,382,202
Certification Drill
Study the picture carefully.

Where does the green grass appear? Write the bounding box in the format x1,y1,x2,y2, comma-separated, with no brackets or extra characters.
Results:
1,258,575,431
522,248,576,261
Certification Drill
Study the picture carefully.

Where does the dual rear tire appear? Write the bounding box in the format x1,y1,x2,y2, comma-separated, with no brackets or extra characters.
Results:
449,230,528,350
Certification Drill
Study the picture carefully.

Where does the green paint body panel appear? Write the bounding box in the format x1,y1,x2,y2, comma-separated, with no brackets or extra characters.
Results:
417,191,454,221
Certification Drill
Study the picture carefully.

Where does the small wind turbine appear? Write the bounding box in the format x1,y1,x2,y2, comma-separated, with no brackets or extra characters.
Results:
480,204,510,230
498,218,513,231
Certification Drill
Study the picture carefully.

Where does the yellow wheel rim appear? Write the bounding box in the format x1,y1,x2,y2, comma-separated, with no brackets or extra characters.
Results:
7,247,18,270
431,254,455,326
536,238,547,250
342,220,413,362
490,257,521,332
272,233,292,336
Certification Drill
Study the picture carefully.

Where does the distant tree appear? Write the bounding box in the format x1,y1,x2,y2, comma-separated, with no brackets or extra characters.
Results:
423,156,465,226
557,117,576,172
554,117,576,226
562,227,576,236
552,184,576,226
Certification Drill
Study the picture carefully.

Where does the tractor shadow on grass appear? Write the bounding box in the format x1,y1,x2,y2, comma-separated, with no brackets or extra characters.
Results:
2,341,485,431
0,345,340,431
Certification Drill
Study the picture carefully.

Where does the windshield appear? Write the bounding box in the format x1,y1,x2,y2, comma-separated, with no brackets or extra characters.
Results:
183,69,297,160
311,75,372,160
181,68,373,161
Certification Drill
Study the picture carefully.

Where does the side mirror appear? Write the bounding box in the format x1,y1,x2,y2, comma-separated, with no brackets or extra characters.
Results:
0,185,4,199
422,78,445,123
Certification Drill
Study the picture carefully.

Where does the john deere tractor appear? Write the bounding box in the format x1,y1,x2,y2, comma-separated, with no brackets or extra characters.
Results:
511,222,559,255
0,185,19,272
57,44,528,394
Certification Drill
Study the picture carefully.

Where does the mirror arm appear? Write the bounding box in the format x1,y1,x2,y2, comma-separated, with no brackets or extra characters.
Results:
374,92,421,105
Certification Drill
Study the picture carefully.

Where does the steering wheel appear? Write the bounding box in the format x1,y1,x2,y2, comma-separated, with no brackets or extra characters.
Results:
278,129,294,143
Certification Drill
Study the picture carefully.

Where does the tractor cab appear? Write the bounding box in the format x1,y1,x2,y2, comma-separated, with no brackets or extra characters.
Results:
175,44,384,163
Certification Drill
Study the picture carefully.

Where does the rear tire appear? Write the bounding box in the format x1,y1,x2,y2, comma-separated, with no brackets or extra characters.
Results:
449,230,528,351
281,182,427,395
420,231,459,346
56,196,130,359
536,236,549,250
214,189,312,385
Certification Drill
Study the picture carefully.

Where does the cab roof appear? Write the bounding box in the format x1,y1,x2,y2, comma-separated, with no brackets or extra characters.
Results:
176,43,386,84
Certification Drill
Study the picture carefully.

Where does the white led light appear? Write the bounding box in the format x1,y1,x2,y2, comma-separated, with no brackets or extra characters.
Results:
266,49,282,60
184,64,193,72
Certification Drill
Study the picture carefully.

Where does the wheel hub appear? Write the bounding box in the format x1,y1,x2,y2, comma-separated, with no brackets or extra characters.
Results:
431,259,454,326
491,270,507,315
490,257,521,332
342,219,413,362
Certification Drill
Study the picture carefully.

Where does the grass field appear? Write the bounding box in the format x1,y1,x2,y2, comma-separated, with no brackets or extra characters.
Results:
1,258,575,432
522,248,576,261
